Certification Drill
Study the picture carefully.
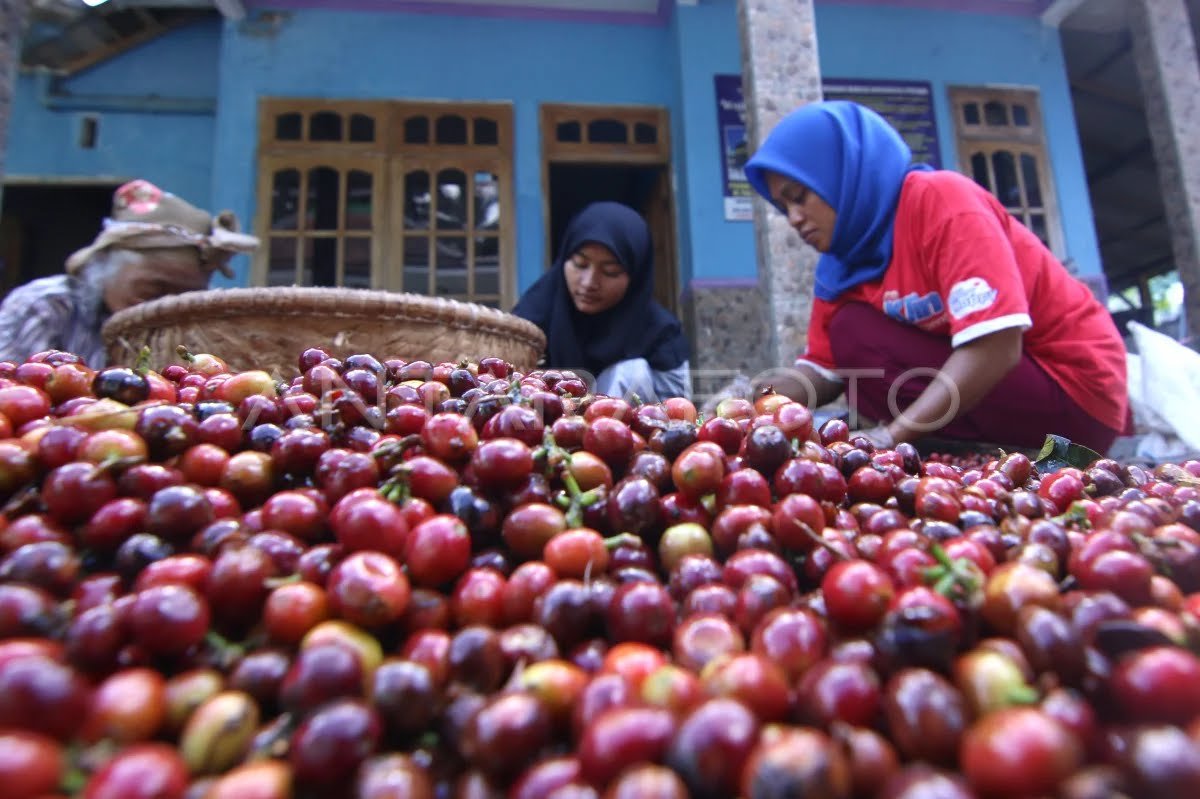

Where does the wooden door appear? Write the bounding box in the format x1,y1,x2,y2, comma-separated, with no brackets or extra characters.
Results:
641,167,678,316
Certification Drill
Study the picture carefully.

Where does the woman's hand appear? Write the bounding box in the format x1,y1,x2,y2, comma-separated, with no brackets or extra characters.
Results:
699,373,755,417
855,425,895,450
758,363,844,409
885,326,1024,444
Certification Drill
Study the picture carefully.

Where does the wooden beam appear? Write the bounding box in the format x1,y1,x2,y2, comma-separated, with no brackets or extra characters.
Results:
1087,138,1153,184
59,18,165,76
1041,0,1091,27
1113,256,1176,288
1099,212,1165,246
1070,77,1142,111
214,0,245,20
1080,33,1132,81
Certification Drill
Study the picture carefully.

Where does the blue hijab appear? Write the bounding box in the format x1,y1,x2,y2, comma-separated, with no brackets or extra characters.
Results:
744,101,931,301
512,202,688,376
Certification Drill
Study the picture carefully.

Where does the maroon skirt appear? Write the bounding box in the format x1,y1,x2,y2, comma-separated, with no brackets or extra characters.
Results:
827,303,1120,454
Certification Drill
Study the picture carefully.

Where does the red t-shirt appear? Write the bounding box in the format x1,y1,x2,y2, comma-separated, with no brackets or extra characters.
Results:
799,170,1128,432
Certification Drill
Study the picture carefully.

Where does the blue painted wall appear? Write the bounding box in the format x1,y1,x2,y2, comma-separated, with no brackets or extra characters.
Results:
674,0,1098,282
211,9,680,289
665,9,693,287
7,19,222,208
815,1,1099,276
672,1,748,284
7,0,1099,296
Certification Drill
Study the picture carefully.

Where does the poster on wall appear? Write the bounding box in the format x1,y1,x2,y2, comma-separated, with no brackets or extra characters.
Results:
714,75,753,221
821,78,942,168
715,75,942,219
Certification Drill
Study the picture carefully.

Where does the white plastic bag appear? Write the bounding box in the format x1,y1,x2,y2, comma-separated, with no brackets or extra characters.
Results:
1127,321,1200,453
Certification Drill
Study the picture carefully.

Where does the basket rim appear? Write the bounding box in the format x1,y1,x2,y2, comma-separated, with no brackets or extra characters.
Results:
101,286,546,348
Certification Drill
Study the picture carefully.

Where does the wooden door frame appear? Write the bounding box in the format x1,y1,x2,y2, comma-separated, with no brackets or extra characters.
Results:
539,103,679,315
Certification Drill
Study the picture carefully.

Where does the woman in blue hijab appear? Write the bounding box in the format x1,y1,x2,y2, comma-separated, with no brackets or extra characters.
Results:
743,101,1128,453
512,201,691,401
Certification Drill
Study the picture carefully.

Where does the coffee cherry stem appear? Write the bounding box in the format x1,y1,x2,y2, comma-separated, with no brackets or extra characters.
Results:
796,520,849,561
1132,532,1164,551
378,461,415,505
929,549,971,585
380,477,411,506
604,532,644,551
373,435,423,462
50,399,170,427
80,738,122,775
926,543,983,604
1,485,40,518
88,455,145,481
59,757,89,796
1051,501,1092,530
533,446,564,480
536,429,569,480
264,573,303,589
133,345,154,377
560,468,584,502
537,430,599,527
64,740,120,793
246,712,297,761
1005,683,1041,706
204,629,246,671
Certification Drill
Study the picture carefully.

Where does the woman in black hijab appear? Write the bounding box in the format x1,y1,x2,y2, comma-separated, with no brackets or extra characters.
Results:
512,201,690,400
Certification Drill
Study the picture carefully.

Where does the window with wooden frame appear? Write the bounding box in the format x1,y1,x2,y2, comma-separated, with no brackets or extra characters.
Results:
541,104,667,158
949,87,1062,255
255,100,514,307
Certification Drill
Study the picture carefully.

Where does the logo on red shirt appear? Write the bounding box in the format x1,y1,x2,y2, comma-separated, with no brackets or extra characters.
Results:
948,277,999,319
882,290,945,326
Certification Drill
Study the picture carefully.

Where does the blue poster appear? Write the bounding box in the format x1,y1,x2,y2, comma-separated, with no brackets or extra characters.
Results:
714,75,752,221
715,75,942,218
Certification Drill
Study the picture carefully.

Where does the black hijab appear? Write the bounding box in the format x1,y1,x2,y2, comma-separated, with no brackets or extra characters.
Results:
512,201,689,376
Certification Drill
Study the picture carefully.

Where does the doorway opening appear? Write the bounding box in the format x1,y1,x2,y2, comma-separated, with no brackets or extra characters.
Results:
0,183,118,298
546,162,677,314
540,103,678,315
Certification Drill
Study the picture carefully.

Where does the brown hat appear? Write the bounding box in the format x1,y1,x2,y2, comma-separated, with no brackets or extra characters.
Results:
66,179,259,278
111,179,212,234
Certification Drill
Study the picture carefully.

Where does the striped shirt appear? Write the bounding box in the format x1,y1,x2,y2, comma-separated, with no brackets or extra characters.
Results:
0,275,109,367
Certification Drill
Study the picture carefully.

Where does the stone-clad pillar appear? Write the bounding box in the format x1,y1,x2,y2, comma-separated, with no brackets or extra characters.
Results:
737,0,824,369
1129,0,1200,341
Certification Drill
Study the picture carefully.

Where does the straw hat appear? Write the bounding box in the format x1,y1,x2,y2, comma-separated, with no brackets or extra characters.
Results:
66,179,259,278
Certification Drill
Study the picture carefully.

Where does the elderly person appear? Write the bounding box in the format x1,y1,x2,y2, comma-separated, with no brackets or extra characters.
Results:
0,179,258,366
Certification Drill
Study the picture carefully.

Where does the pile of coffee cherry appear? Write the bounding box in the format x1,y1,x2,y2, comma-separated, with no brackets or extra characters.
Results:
1,346,1199,799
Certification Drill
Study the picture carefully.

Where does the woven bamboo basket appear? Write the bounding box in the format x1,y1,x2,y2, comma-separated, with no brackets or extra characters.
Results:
102,287,546,378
